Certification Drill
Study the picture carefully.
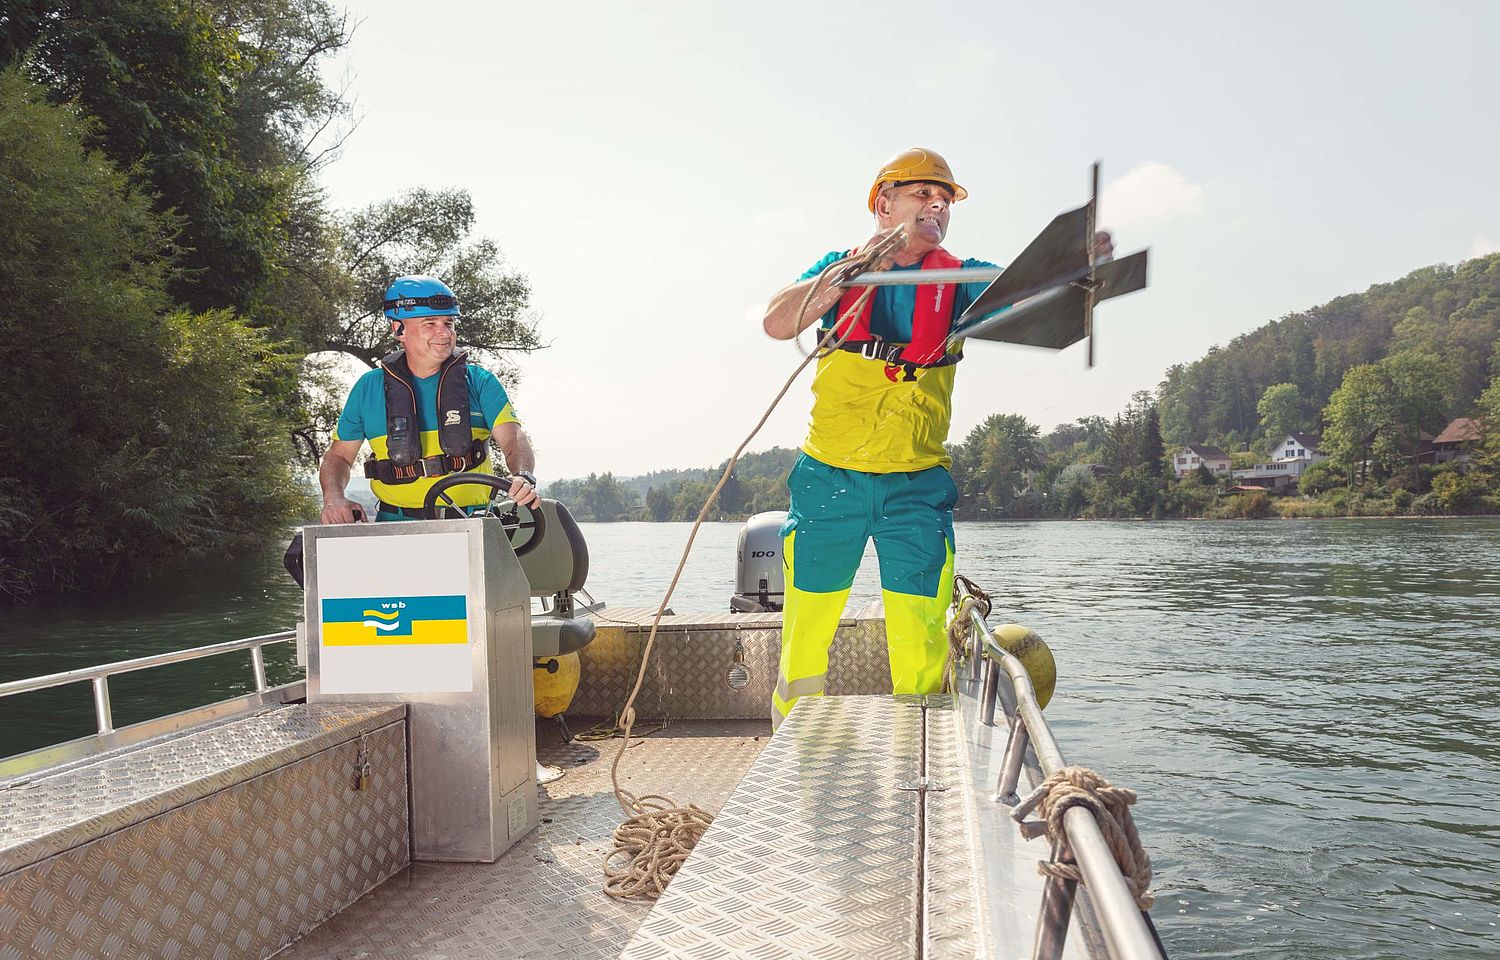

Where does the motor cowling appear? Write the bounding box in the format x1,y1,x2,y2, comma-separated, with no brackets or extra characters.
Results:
731,511,787,613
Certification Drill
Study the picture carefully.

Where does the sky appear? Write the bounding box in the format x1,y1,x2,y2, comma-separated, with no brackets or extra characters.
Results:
316,1,1500,481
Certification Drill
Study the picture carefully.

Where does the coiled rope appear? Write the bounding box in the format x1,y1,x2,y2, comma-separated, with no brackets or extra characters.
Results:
602,229,909,900
1033,766,1155,910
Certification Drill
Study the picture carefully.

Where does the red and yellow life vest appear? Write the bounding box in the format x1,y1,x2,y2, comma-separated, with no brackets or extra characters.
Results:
803,247,966,473
830,246,965,375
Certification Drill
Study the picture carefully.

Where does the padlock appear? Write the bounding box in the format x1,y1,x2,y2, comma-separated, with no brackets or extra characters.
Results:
352,741,372,791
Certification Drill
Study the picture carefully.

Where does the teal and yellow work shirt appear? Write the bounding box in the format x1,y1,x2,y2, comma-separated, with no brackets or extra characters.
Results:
333,364,520,512
798,251,999,474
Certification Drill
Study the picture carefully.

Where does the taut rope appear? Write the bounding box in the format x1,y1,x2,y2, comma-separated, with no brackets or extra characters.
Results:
602,230,908,900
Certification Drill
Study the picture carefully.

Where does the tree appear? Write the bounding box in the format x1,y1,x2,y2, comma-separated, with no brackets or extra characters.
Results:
1257,383,1305,443
0,70,303,599
1373,349,1453,473
1050,463,1095,517
1322,365,1387,483
645,486,674,522
569,472,637,521
1471,378,1500,484
1298,459,1344,496
672,481,716,521
2,0,355,322
326,188,541,371
955,414,1042,517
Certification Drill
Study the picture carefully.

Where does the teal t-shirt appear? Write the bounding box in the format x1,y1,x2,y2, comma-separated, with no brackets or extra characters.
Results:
800,251,1001,341
333,363,518,446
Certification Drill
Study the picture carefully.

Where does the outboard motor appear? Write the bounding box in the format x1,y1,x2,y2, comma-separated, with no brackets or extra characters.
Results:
731,510,787,612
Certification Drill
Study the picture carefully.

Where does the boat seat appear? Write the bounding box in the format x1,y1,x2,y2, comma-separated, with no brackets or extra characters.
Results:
518,498,597,658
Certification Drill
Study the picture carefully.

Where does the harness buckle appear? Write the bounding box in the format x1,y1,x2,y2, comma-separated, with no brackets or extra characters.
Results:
859,337,885,361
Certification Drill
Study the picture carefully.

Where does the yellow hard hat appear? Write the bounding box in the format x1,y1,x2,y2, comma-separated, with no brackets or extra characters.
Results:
867,147,968,212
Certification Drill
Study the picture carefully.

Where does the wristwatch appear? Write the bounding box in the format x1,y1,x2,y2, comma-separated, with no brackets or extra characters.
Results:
515,470,537,488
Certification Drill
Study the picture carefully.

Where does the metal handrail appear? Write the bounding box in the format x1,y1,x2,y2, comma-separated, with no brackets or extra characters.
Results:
0,631,296,735
955,580,1165,960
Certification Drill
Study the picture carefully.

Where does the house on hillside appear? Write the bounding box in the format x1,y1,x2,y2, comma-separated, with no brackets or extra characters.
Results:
1231,433,1327,490
1172,444,1230,479
1432,417,1483,466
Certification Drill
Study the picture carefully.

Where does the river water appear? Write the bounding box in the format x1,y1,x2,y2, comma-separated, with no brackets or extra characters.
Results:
2,518,1497,959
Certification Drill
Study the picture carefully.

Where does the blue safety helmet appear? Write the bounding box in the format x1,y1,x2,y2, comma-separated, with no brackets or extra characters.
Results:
383,275,461,324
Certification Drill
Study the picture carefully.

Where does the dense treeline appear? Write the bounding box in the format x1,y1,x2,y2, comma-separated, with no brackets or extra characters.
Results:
1,1,539,599
549,256,1500,524
1159,256,1500,453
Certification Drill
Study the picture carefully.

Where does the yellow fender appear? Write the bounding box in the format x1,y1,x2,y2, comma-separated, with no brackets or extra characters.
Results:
533,653,581,718
992,624,1057,709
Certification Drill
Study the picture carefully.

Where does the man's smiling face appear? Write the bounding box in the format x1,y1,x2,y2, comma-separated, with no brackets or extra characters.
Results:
876,181,954,252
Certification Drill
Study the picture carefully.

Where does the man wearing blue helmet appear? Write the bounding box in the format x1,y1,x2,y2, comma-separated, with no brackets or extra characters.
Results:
318,275,539,523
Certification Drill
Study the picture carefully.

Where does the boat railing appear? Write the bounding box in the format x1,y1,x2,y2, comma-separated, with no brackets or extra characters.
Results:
0,631,304,778
955,577,1167,960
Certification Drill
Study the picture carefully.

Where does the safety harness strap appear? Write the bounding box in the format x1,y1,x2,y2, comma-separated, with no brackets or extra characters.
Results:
364,438,488,485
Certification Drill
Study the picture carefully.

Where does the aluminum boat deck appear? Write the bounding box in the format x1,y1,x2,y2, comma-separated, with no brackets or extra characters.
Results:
276,718,769,960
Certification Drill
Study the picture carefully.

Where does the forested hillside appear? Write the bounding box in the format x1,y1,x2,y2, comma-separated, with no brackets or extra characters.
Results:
1159,256,1500,451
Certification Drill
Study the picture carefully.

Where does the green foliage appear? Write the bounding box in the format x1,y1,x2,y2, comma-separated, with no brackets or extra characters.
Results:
1299,459,1346,496
0,70,302,598
327,188,539,371
952,413,1042,518
1256,383,1306,441
1273,498,1338,518
1431,469,1477,513
1323,350,1455,481
544,472,639,521
2,0,353,321
1208,492,1272,519
1049,463,1094,517
671,481,716,521
1159,256,1500,450
1165,476,1216,517
644,486,673,522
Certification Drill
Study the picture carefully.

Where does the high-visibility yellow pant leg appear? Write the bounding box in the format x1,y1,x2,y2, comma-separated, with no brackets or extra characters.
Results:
871,464,959,695
773,529,855,730
881,540,955,694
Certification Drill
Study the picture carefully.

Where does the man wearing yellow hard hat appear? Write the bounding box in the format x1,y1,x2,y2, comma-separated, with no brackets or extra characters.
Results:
760,148,1109,729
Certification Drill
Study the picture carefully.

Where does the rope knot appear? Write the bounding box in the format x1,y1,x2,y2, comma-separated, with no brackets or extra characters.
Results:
1034,765,1154,910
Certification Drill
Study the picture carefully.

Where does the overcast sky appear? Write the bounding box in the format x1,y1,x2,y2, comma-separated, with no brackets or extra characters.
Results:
318,1,1499,481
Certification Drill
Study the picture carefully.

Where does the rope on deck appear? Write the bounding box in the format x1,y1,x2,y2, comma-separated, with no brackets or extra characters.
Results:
1034,766,1156,910
602,233,905,900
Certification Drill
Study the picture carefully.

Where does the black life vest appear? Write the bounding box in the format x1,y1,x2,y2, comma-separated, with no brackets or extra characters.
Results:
362,350,487,484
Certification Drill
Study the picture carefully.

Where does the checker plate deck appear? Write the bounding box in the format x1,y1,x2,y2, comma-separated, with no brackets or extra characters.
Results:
274,719,770,960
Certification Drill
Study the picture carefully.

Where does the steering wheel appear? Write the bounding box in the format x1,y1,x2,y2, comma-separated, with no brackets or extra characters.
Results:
421,473,547,557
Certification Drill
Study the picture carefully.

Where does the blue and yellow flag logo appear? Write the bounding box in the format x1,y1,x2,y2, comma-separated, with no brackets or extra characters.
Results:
321,595,468,646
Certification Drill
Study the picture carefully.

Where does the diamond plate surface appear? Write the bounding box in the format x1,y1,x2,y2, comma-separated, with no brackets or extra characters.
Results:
0,719,408,960
276,718,769,960
572,609,891,720
0,704,405,875
620,695,923,960
923,695,985,960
